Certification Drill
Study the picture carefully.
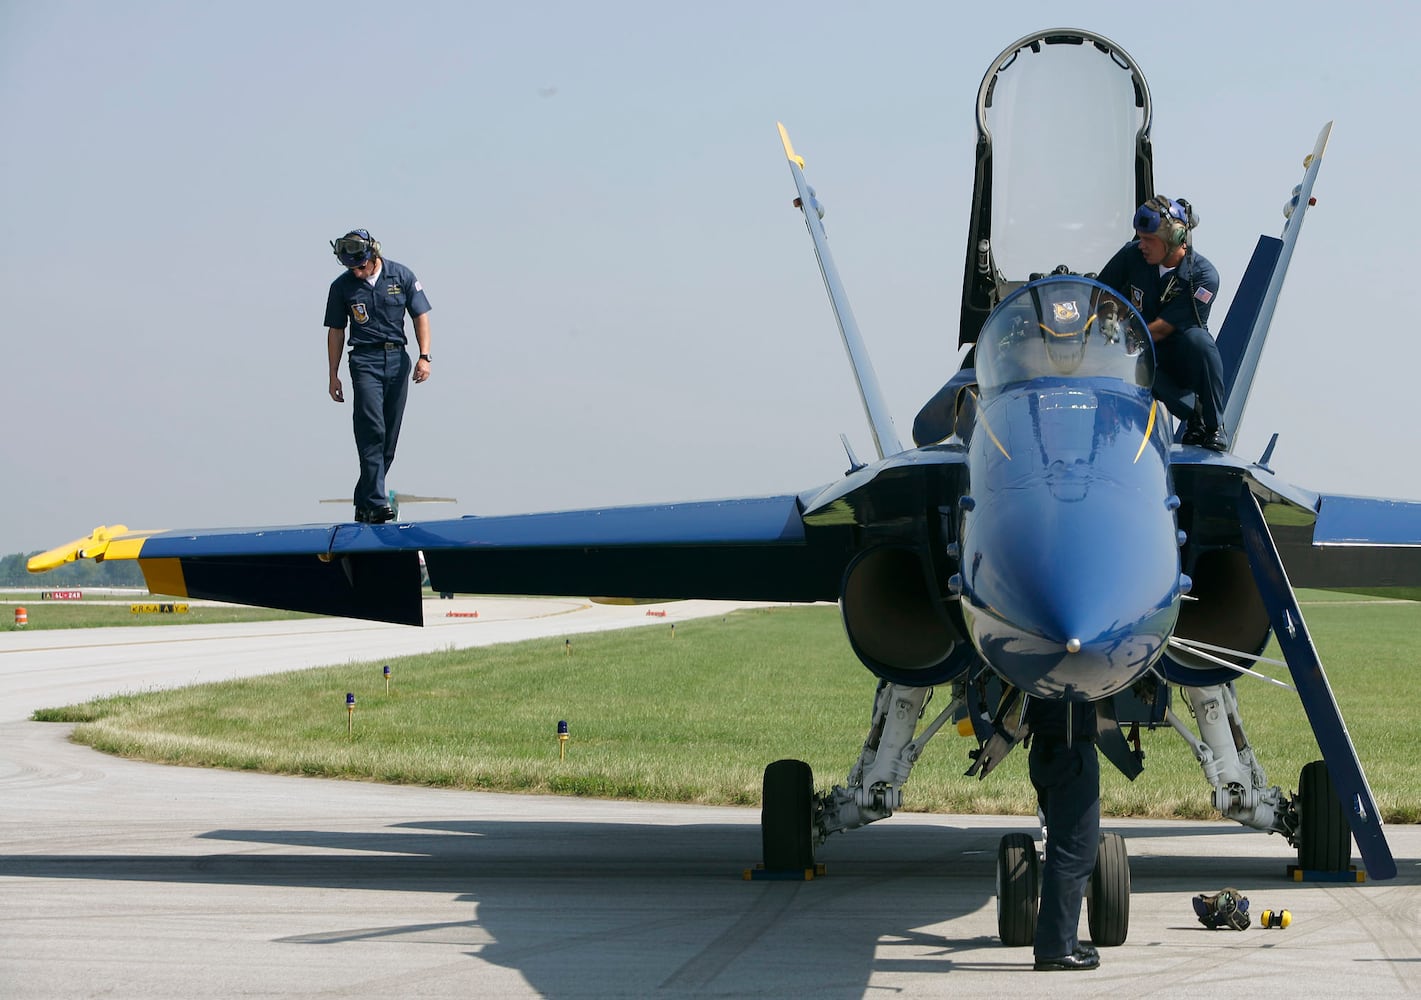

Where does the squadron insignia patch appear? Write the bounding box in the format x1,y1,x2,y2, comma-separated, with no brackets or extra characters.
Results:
1129,286,1144,311
351,303,369,324
1053,300,1080,323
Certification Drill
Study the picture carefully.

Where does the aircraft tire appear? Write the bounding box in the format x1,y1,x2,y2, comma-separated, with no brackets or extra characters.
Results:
995,832,1039,947
1298,759,1351,872
1086,832,1130,946
761,759,815,872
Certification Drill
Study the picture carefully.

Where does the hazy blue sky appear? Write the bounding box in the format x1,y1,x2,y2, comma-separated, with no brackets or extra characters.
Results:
4,1,1419,558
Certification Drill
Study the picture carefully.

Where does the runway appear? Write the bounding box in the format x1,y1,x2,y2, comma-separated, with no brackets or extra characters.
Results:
2,599,1418,998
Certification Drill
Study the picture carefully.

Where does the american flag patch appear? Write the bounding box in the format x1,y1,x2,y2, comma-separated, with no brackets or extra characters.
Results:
1194,286,1214,304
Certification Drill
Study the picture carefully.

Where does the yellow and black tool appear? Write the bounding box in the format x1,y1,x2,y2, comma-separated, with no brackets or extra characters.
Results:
1260,908,1292,929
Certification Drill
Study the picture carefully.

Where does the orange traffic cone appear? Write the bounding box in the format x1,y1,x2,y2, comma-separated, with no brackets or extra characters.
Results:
15,607,28,627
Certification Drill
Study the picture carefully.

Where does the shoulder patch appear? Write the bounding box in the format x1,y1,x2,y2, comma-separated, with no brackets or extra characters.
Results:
1194,286,1214,304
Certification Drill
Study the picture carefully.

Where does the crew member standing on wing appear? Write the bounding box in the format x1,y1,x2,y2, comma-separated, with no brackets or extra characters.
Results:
1028,698,1102,972
324,230,433,524
1097,197,1227,451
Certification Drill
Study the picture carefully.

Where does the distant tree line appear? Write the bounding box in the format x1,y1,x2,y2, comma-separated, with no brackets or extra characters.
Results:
0,551,145,588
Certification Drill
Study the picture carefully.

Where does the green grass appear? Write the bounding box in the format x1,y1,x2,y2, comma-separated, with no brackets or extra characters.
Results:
34,599,1421,822
2,599,313,630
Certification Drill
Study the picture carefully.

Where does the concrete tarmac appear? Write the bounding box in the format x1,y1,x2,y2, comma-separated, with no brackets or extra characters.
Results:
1,600,1418,998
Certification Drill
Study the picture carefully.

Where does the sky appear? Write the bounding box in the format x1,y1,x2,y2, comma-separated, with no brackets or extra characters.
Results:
4,0,1420,558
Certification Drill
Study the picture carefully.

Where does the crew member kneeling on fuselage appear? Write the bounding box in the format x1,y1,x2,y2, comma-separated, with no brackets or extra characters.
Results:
1097,197,1227,452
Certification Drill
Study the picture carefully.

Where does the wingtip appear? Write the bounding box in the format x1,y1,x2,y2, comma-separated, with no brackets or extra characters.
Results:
27,524,132,573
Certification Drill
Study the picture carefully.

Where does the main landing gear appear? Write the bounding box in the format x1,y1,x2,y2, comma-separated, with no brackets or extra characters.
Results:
761,758,817,873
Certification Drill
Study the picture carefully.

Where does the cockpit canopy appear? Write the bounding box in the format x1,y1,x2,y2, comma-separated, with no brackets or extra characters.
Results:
960,29,1153,346
974,276,1153,398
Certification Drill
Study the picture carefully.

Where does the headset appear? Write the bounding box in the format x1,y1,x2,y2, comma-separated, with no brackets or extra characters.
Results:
1133,196,1191,249
331,229,381,267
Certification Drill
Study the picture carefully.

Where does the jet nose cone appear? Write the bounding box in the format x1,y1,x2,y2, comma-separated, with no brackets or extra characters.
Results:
959,484,1182,700
967,608,1176,699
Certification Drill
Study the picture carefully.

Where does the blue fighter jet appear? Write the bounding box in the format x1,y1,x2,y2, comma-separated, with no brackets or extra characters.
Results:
31,29,1417,940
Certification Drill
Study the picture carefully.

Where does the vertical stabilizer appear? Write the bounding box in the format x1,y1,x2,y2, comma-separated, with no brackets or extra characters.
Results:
778,123,903,459
1219,122,1333,439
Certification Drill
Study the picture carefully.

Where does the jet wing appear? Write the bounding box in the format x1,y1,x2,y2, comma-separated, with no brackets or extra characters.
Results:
1170,451,1421,599
29,495,859,625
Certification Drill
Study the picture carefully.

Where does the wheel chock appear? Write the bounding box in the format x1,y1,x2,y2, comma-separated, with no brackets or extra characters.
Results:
742,863,826,881
1286,864,1365,883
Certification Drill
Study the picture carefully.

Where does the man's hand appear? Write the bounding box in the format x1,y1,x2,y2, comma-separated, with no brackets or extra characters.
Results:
412,358,430,384
329,374,344,402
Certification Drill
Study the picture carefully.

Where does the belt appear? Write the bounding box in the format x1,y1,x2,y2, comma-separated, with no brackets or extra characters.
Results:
351,342,404,351
1033,733,1097,746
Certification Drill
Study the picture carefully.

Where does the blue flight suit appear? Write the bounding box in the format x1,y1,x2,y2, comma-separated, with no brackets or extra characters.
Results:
1097,242,1225,434
323,259,432,513
1027,699,1100,961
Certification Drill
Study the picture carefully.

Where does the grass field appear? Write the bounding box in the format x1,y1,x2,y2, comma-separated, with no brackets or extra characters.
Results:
34,596,1421,823
2,600,313,629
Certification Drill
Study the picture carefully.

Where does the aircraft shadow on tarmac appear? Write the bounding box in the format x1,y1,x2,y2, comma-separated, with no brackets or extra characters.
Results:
6,817,1407,996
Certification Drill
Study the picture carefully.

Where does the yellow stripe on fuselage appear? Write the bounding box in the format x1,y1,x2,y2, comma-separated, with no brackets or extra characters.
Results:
1134,400,1158,463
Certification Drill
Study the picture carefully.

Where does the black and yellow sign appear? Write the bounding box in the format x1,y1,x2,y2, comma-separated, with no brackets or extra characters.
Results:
130,603,190,614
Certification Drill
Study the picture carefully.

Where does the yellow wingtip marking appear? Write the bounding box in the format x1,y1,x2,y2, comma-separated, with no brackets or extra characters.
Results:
27,526,167,572
27,525,131,572
777,122,805,169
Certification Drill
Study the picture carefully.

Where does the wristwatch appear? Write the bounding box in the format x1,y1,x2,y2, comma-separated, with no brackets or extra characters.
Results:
418,354,431,362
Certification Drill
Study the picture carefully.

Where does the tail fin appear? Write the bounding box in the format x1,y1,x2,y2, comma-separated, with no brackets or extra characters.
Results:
1218,122,1333,439
778,123,903,459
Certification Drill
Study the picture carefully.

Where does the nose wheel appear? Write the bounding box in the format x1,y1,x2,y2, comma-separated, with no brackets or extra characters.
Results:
997,831,1130,947
1087,831,1131,946
995,832,1039,946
